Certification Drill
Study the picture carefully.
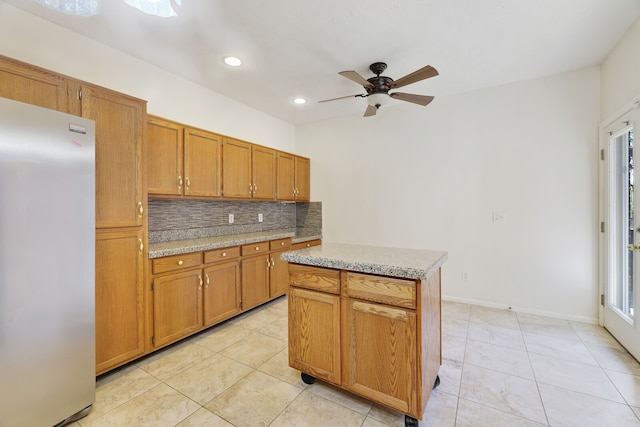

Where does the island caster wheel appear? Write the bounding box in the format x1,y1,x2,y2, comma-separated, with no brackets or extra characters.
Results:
405,415,418,427
433,374,440,389
301,372,315,385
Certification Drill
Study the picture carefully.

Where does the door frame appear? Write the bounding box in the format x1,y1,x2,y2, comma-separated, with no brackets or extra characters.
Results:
599,96,640,357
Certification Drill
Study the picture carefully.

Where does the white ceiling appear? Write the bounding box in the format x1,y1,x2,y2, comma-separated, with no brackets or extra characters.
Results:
4,0,640,125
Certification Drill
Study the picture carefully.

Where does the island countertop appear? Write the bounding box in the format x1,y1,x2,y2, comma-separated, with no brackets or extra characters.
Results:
280,242,447,280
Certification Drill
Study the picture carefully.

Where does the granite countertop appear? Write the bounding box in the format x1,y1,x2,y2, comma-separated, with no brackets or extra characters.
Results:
148,230,322,259
280,243,447,280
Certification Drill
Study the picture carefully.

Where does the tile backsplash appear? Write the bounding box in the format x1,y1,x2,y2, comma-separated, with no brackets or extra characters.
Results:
148,199,322,243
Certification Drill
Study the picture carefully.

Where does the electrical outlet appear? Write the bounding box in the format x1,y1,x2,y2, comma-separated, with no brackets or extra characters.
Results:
228,213,234,224
258,213,263,222
462,272,470,281
492,212,506,223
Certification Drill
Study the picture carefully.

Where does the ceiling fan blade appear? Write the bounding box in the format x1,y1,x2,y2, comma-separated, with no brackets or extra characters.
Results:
390,92,435,106
318,94,366,103
390,65,438,89
364,104,377,117
339,70,374,88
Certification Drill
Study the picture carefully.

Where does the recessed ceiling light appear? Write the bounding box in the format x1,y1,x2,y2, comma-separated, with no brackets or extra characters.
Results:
293,97,307,105
223,56,243,67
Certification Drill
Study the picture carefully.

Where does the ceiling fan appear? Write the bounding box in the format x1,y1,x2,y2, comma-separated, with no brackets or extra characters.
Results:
319,62,439,117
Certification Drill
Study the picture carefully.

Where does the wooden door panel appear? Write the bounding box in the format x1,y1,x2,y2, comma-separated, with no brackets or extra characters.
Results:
0,56,69,113
241,255,270,310
203,261,241,326
153,269,202,347
270,250,289,298
342,299,418,415
184,128,221,197
95,229,145,374
81,85,144,228
146,117,183,195
288,287,341,384
277,152,295,201
252,146,276,199
222,138,252,198
295,156,310,201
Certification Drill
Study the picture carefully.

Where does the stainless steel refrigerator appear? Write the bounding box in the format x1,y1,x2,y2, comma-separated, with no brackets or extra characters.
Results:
0,97,96,426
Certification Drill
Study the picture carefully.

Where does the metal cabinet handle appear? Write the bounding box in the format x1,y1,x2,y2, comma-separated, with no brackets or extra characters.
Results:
178,175,183,191
205,273,210,287
137,201,144,218
185,176,191,190
222,252,227,257
178,260,184,266
198,275,203,288
138,238,144,255
255,246,260,251
266,258,270,269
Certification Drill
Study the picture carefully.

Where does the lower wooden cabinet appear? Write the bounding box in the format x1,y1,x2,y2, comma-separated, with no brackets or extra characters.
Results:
342,298,418,415
152,268,202,348
288,264,441,421
203,261,241,326
95,229,145,375
288,286,341,384
149,237,292,351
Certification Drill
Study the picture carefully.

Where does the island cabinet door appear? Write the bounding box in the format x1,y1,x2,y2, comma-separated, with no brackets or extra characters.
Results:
288,287,341,385
342,298,419,418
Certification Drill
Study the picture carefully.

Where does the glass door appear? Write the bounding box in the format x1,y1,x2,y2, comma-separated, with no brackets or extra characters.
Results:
603,108,640,360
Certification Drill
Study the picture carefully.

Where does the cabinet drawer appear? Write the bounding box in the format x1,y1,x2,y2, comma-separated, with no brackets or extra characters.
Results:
344,272,416,309
152,252,202,274
241,242,269,256
270,238,291,250
204,246,240,264
289,264,340,294
291,239,321,250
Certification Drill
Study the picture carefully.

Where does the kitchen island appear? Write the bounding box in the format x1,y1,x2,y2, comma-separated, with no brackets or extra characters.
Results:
281,243,447,427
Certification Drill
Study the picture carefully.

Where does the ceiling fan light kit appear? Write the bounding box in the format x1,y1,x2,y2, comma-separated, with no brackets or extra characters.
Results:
321,61,439,117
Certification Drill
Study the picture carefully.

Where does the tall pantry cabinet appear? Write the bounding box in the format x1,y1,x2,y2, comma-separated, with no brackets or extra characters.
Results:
0,56,147,375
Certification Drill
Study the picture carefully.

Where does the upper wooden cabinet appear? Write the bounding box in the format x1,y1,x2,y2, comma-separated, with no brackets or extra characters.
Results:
295,156,311,201
146,116,222,198
146,117,183,196
0,55,69,113
184,128,222,197
222,137,252,198
277,152,310,201
74,83,145,228
252,145,277,199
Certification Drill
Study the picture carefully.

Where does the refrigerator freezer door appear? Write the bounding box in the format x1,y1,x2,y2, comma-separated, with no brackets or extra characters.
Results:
0,97,96,426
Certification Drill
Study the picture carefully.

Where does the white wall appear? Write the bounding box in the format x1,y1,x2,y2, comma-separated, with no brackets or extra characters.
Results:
0,3,295,152
601,18,640,120
296,67,601,322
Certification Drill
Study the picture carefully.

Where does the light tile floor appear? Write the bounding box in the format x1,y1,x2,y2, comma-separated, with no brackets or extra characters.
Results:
72,297,640,427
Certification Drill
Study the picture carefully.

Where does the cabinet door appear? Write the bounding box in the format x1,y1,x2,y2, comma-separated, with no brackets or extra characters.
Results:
96,229,145,375
269,249,289,298
241,255,270,310
295,156,310,201
0,56,69,113
80,84,145,228
288,287,341,385
203,261,241,326
184,128,221,197
342,298,418,416
146,117,183,195
277,152,295,201
252,145,276,199
222,138,252,198
153,269,203,348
